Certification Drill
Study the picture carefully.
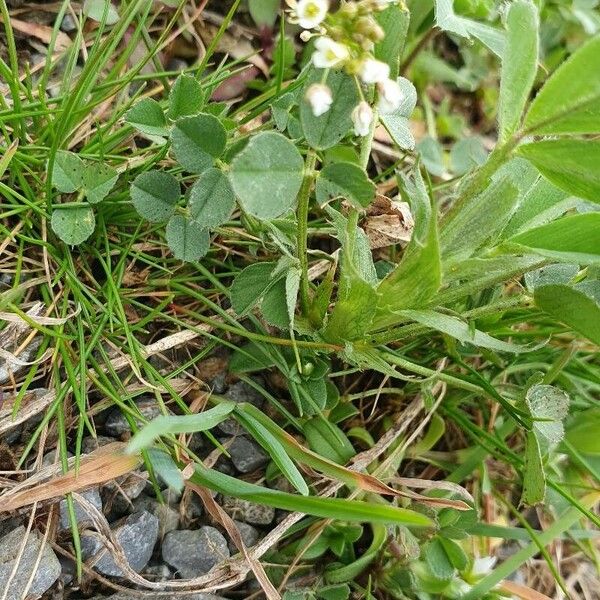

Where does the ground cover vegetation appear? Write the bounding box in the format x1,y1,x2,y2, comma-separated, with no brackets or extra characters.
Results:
0,0,599,598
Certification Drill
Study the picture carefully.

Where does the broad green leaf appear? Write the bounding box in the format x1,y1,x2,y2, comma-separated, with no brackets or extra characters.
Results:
498,0,538,140
374,3,410,79
83,0,119,24
323,278,378,343
424,538,454,580
380,78,418,151
374,170,440,326
230,261,279,314
434,0,505,57
506,213,600,264
260,278,289,328
316,162,375,208
522,430,545,505
189,463,434,527
502,176,572,238
235,409,309,496
439,537,468,571
417,136,445,177
525,264,579,291
167,74,205,120
441,176,519,262
51,205,95,245
326,206,377,291
524,35,600,134
300,69,359,150
52,150,84,193
517,139,600,203
171,113,227,174
285,267,301,327
303,417,355,465
146,448,184,492
82,162,118,204
534,283,600,345
126,401,236,454
565,408,600,455
188,168,235,228
125,98,168,138
399,309,539,353
449,137,488,175
526,384,570,455
166,215,210,261
130,170,180,222
248,0,279,27
229,131,304,219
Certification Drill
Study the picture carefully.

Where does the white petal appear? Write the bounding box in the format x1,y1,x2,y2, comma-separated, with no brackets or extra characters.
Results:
360,59,390,84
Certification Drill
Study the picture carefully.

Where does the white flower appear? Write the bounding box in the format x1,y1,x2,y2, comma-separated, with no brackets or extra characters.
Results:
359,58,390,84
306,83,333,116
295,0,328,29
351,101,374,136
375,0,398,6
312,36,349,68
377,78,403,114
471,556,496,578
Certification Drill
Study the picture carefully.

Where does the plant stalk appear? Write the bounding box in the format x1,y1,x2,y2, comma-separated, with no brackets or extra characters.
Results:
298,148,318,316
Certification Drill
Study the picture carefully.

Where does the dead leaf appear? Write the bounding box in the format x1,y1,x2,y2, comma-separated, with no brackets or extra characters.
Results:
362,194,414,249
499,580,554,600
4,17,71,52
0,443,141,513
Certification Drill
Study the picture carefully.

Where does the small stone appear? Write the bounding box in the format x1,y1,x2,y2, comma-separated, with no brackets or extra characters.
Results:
81,435,114,454
227,520,260,553
221,497,275,526
104,471,148,515
133,495,180,537
0,526,61,600
161,526,230,579
59,487,103,530
225,379,264,405
104,397,163,437
60,14,77,32
81,511,158,577
227,436,268,473
42,448,73,467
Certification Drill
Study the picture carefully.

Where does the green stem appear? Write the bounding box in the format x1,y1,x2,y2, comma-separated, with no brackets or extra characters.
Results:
442,136,519,226
298,148,318,316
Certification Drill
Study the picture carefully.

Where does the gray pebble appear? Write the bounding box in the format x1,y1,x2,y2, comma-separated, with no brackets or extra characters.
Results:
227,520,260,553
81,435,114,454
227,436,268,473
133,495,180,537
104,397,163,437
221,497,275,526
81,510,158,577
225,379,264,406
59,487,103,530
91,594,227,600
161,526,230,579
0,526,61,600
60,14,77,32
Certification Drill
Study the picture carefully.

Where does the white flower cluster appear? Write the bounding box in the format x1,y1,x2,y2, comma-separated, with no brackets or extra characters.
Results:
290,0,405,137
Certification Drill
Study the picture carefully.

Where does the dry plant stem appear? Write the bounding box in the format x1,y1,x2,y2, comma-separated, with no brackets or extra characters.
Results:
298,148,318,316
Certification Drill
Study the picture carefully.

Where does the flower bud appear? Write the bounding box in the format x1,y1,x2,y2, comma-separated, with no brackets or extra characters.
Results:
377,78,403,114
359,58,390,84
351,101,374,136
306,83,333,116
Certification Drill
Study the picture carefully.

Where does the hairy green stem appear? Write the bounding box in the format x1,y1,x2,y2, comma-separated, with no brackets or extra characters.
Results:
298,149,318,316
442,136,520,226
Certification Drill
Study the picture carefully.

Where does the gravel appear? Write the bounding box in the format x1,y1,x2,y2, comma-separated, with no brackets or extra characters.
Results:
0,526,61,600
81,510,159,577
104,397,163,437
133,495,180,537
221,497,275,525
228,520,260,553
59,487,103,530
161,526,230,579
227,435,269,473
